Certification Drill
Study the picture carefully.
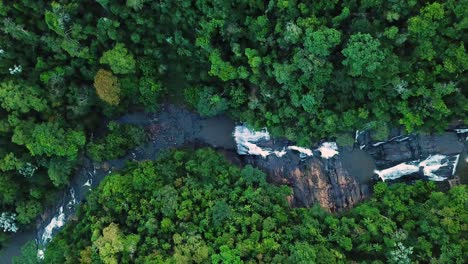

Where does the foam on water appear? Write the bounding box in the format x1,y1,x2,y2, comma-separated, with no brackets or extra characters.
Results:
355,130,365,142
452,154,460,176
233,125,271,157
287,146,314,158
317,142,339,159
67,188,76,208
37,249,44,259
374,163,419,181
83,179,92,187
395,136,410,142
419,155,449,181
234,126,341,160
41,206,66,244
242,142,272,157
234,125,459,180
273,149,287,157
375,154,458,181
234,125,269,146
234,125,314,159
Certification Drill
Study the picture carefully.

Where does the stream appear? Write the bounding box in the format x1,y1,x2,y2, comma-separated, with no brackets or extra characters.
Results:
1,104,466,262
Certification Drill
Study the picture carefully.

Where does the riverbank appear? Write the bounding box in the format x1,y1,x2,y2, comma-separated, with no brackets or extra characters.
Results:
1,104,466,262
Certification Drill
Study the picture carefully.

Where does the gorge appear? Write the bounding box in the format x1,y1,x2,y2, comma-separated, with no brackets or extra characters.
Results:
1,104,466,262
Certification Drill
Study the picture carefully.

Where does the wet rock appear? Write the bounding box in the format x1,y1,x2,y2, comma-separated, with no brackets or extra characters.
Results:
245,153,370,212
244,130,465,212
360,132,464,169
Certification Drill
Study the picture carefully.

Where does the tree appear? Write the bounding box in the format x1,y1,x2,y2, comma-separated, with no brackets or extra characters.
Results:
304,28,342,57
99,43,136,74
87,122,146,162
94,223,125,264
47,157,74,187
342,33,385,77
208,50,237,81
0,81,47,113
138,77,162,111
15,200,42,225
0,212,18,232
0,175,19,204
195,87,228,117
94,223,140,264
288,243,317,264
12,240,39,264
21,122,85,159
94,69,121,105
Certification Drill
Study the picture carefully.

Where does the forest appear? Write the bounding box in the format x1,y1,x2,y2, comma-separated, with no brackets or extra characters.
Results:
0,0,466,263
26,149,468,263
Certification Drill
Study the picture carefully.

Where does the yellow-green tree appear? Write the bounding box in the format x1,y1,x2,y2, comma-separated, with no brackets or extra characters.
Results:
94,69,121,105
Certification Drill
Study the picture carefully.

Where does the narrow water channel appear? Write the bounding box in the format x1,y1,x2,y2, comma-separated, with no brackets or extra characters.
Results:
1,105,466,262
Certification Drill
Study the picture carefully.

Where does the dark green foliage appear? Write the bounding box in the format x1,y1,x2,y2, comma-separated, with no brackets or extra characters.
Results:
189,86,229,117
189,0,467,143
0,0,466,255
99,43,136,75
87,122,146,162
45,149,467,263
12,240,39,264
335,133,355,147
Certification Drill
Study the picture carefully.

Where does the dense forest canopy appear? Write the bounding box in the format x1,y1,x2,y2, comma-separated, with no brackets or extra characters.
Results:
37,149,466,263
0,0,466,261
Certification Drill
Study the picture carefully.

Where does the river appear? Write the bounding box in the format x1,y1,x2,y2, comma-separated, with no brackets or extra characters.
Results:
1,104,466,262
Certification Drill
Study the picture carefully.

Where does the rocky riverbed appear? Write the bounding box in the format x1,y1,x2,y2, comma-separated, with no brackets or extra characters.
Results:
240,127,466,212
1,104,466,262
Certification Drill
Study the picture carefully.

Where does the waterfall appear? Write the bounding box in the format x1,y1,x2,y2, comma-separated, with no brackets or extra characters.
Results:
233,125,339,160
287,146,313,158
317,142,339,159
374,154,460,181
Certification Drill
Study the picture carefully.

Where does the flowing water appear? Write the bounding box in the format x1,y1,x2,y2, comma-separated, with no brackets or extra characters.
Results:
1,105,466,262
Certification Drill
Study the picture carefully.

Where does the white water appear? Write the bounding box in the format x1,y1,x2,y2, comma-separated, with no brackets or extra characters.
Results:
317,142,339,159
233,126,273,157
83,179,92,187
395,136,410,142
355,130,365,142
234,125,340,160
287,146,314,158
273,149,287,157
419,155,450,181
235,125,461,182
452,155,460,176
67,188,76,208
374,154,458,181
37,249,44,259
375,163,419,181
40,206,66,245
233,126,270,145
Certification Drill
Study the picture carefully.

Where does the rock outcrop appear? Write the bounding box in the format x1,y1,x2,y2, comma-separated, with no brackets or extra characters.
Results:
245,153,370,212
243,128,466,212
359,132,464,169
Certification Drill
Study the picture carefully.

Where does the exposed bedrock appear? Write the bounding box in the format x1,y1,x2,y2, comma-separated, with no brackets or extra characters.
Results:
359,131,464,168
244,153,371,212
241,126,467,212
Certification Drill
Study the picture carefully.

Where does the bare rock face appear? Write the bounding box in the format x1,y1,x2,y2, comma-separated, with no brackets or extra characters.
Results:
360,132,464,169
244,153,370,212
244,130,466,212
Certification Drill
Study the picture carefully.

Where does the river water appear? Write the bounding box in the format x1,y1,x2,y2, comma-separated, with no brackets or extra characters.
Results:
1,105,466,262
